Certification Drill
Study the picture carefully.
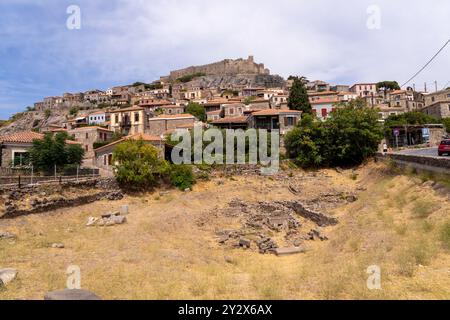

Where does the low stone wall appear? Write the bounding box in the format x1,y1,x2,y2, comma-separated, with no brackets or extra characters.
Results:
0,178,123,219
277,200,339,227
378,153,450,174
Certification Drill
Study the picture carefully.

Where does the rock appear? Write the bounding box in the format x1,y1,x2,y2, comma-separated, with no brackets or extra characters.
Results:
0,268,18,286
0,232,17,240
307,228,328,241
239,238,251,249
101,211,120,219
111,215,127,225
224,256,236,265
346,194,358,203
51,243,65,249
86,217,99,226
120,205,129,215
44,289,102,300
274,247,306,256
184,188,191,192
218,235,229,244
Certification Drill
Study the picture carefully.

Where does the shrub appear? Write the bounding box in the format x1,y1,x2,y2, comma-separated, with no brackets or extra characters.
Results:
412,200,438,219
168,164,196,190
113,139,168,191
185,102,206,122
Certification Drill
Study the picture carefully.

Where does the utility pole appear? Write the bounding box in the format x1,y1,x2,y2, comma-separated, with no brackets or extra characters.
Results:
434,81,438,92
424,82,427,93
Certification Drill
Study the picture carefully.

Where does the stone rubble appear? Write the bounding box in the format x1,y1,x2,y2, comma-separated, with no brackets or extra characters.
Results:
0,268,18,287
0,232,17,240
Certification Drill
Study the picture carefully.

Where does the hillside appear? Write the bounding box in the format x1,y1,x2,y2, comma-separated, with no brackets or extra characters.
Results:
0,109,70,135
1,162,449,299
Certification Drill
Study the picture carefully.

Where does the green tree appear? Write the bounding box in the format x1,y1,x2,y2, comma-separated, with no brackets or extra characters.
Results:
288,76,312,114
185,102,206,122
442,118,450,134
285,105,383,167
113,139,168,191
44,109,52,118
30,132,85,172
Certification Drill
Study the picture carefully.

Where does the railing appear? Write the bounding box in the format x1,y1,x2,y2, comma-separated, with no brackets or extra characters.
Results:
0,174,100,188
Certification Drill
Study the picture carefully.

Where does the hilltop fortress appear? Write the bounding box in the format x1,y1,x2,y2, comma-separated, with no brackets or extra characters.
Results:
166,56,270,80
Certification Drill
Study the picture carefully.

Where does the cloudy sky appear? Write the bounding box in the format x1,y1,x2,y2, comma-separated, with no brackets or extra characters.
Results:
0,0,449,118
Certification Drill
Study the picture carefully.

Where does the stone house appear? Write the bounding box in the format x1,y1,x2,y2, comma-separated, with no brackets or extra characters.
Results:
94,133,164,173
250,110,302,134
0,131,79,168
110,106,148,135
159,105,185,115
350,83,378,98
210,116,250,130
222,103,245,118
68,126,114,160
387,89,424,112
207,110,222,122
147,114,197,136
422,88,450,119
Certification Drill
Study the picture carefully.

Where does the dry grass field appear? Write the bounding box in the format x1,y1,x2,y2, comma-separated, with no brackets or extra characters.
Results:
1,162,449,300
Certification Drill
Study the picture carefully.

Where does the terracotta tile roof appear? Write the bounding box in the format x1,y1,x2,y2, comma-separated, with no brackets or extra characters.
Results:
207,110,222,115
94,133,162,153
252,109,302,116
69,126,113,133
89,110,107,115
151,114,196,120
0,131,44,144
310,98,339,105
211,116,249,124
159,104,183,109
0,131,80,145
308,91,338,96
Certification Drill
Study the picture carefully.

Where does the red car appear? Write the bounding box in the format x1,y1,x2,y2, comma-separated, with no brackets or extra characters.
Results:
438,139,450,156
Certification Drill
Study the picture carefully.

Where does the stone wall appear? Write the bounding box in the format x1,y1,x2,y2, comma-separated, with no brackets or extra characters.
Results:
379,153,450,174
169,56,270,80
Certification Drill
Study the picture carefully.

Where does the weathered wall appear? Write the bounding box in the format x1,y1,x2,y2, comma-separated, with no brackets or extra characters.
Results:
169,57,270,79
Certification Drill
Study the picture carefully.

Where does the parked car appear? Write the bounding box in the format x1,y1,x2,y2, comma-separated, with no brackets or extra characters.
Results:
438,139,450,156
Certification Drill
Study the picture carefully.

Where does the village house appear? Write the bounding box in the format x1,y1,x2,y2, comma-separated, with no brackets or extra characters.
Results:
84,90,104,103
250,109,302,134
350,83,378,98
88,111,109,126
207,110,222,122
210,116,250,130
308,91,339,103
0,131,79,168
306,80,330,92
376,103,406,121
222,103,245,118
387,89,424,112
159,105,185,115
68,126,114,161
147,114,197,136
311,97,339,120
110,106,148,135
94,133,164,173
422,88,450,119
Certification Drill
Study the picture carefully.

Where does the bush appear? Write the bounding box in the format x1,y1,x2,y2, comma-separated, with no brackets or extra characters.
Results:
168,164,196,190
185,102,206,122
113,139,168,191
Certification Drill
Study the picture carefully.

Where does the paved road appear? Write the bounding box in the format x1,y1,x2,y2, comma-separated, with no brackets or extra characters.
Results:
395,148,440,157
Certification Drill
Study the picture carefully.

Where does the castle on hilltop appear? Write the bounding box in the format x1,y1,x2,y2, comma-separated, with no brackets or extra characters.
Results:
166,56,270,80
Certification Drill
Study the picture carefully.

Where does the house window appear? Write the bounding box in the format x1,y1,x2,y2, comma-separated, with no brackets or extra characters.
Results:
321,109,328,118
85,133,89,139
13,152,30,167
85,145,89,152
134,112,140,122
230,108,234,115
285,117,296,126
103,155,107,166
115,115,119,123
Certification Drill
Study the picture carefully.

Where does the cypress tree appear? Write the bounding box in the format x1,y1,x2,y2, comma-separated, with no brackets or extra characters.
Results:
288,76,312,114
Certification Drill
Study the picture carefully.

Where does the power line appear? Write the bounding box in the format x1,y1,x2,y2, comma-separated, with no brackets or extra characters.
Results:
401,38,450,88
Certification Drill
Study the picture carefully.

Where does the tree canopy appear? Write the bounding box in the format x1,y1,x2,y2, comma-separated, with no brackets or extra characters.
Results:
186,102,206,122
288,76,312,114
285,104,384,168
30,132,85,172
